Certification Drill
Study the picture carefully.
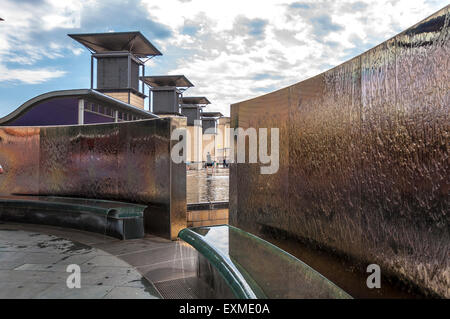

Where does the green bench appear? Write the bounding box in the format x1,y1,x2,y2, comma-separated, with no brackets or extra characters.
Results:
0,195,146,240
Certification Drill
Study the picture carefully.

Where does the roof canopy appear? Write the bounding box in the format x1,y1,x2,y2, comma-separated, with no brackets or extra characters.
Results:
141,75,194,88
202,111,223,118
181,97,211,105
68,31,162,58
0,89,158,125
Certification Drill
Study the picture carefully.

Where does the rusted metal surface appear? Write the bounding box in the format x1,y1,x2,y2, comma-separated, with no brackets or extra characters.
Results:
0,118,186,240
230,7,449,297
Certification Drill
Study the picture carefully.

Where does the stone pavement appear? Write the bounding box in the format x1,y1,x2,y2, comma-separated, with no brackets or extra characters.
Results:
0,222,203,299
0,223,162,299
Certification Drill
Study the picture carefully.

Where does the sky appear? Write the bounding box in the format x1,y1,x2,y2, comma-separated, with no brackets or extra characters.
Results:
0,0,447,117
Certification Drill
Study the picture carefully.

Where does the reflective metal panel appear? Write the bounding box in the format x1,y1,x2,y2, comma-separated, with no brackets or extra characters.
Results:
230,6,449,297
0,118,186,240
230,87,291,233
170,117,188,240
288,57,363,256
0,127,40,195
179,225,351,298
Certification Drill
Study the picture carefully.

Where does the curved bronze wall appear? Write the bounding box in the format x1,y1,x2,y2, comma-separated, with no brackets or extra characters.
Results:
230,7,449,297
0,118,186,240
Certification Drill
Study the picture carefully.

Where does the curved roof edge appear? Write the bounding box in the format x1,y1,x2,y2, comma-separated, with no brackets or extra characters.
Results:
0,89,159,125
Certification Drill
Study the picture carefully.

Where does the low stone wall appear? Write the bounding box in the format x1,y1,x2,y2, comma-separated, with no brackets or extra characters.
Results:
187,202,229,227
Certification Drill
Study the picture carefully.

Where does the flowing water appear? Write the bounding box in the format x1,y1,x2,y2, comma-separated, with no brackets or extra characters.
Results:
187,168,229,203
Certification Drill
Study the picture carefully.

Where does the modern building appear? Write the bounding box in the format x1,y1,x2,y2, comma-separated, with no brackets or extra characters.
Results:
201,111,222,134
180,97,210,169
181,96,210,126
69,31,162,109
0,31,230,168
201,112,221,163
201,112,231,164
0,89,157,126
141,75,194,115
0,32,161,126
216,116,231,163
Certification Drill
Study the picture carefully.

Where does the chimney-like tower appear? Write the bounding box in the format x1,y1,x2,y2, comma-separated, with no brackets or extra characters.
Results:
69,32,162,109
141,75,194,115
180,97,211,126
201,111,223,134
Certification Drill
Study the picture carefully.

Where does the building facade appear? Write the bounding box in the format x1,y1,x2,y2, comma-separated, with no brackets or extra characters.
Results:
0,31,230,170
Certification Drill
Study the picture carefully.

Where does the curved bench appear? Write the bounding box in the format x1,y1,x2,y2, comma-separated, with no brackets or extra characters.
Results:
0,196,146,240
179,225,352,299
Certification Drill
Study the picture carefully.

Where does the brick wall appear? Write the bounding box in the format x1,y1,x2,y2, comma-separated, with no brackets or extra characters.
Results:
187,209,228,227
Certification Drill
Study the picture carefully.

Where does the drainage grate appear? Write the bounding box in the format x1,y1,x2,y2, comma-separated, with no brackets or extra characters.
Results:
154,277,214,299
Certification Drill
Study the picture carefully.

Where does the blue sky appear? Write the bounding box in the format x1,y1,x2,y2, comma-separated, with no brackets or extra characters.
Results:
0,0,447,117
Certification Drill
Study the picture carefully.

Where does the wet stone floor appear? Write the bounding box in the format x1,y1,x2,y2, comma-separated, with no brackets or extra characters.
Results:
0,222,209,299
187,168,229,204
0,168,231,299
0,223,160,299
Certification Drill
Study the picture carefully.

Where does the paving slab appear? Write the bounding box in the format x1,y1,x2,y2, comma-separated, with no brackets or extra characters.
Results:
92,238,174,256
33,284,115,299
82,255,132,268
0,224,160,299
0,222,206,299
104,286,160,299
0,282,53,299
14,263,95,273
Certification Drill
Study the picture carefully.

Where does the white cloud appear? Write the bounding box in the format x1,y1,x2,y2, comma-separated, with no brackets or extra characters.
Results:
0,0,80,74
140,0,448,115
0,64,66,84
0,0,447,116
40,0,82,30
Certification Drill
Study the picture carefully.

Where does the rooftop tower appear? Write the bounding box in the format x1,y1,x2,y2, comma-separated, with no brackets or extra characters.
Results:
141,75,194,115
180,96,211,126
69,31,162,109
201,111,223,134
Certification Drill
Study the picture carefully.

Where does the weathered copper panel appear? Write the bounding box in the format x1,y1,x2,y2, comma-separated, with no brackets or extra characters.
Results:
170,117,188,240
230,6,449,297
0,127,40,195
358,9,450,296
230,88,290,232
117,120,169,204
80,124,120,198
39,125,83,196
287,57,362,253
0,118,186,240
